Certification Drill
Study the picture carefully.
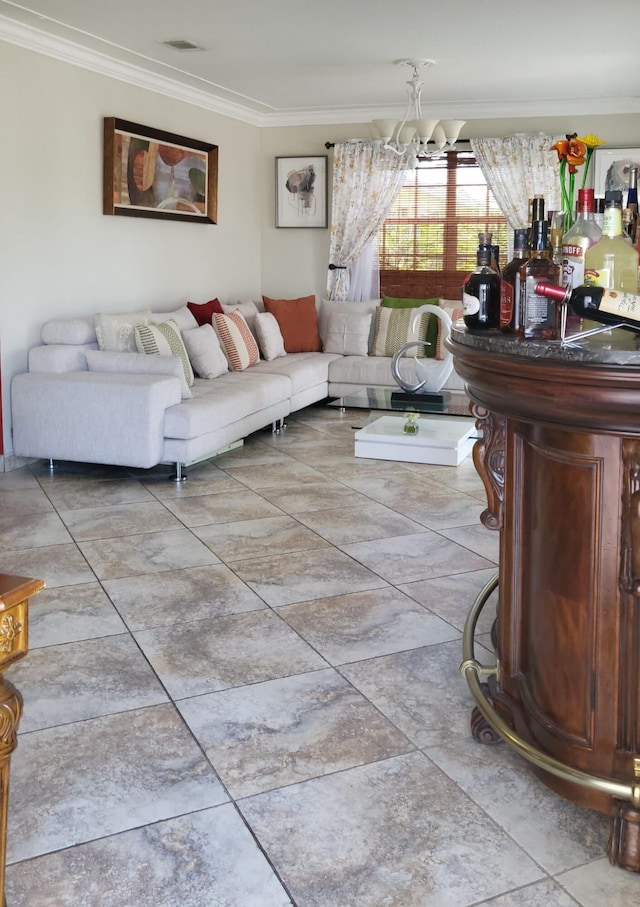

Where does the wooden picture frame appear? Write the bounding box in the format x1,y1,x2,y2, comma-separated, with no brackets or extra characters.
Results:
593,147,640,203
103,117,218,224
275,155,328,228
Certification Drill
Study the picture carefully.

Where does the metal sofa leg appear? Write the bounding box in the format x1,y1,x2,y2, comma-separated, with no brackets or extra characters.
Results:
171,462,187,482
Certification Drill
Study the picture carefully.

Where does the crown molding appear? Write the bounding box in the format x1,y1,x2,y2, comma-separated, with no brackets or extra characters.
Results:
2,15,638,129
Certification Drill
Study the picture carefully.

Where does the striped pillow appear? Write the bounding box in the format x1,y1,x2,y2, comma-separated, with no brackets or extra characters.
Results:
212,311,260,371
371,307,431,358
134,319,194,394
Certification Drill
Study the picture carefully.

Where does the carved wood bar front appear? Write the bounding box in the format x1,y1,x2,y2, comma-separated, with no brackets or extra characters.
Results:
448,327,640,873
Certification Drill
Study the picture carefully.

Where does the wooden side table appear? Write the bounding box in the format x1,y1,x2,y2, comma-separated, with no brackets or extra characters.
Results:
0,574,44,905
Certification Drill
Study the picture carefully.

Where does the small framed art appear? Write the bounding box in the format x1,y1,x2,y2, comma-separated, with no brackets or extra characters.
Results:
275,156,328,228
593,147,640,203
103,117,218,224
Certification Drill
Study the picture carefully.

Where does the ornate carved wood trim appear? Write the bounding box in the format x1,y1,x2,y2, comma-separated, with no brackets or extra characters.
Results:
471,404,505,531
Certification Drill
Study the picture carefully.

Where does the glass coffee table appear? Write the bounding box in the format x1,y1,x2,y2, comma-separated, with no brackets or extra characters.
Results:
328,386,473,417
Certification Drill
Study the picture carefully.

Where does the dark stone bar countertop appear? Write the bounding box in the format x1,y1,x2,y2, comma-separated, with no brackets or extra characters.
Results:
449,322,640,367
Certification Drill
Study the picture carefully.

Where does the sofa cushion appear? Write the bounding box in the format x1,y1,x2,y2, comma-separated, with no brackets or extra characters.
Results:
134,320,195,394
29,343,96,373
323,310,372,356
187,298,224,325
41,318,97,346
382,296,440,358
86,349,191,399
318,299,380,352
181,324,229,379
262,295,322,353
164,372,291,440
221,301,261,340
371,307,431,358
153,306,198,332
251,352,335,395
254,312,286,361
212,311,260,371
94,310,153,352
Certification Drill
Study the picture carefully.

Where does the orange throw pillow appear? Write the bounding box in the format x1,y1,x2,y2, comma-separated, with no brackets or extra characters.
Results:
262,295,322,353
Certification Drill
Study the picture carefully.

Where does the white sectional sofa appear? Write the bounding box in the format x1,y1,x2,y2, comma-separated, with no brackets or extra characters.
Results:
11,297,462,477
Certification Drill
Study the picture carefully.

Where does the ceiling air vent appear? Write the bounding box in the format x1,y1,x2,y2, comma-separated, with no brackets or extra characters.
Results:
162,39,204,51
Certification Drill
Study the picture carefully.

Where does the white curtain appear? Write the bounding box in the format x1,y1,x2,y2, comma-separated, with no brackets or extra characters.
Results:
470,134,564,235
327,141,409,301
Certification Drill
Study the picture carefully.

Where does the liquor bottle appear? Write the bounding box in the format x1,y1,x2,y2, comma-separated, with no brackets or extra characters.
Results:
550,212,564,270
625,166,638,244
462,236,501,331
518,220,561,339
500,228,529,332
584,190,639,292
561,188,602,289
535,281,640,334
528,196,545,246
594,197,605,230
491,245,501,274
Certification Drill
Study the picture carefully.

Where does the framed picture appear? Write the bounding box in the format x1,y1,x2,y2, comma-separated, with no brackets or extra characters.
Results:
275,156,328,228
103,117,218,224
593,147,640,203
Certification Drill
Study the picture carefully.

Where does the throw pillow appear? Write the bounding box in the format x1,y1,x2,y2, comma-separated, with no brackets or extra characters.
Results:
181,324,229,379
187,298,224,325
323,311,372,356
94,310,153,352
85,349,192,400
134,319,195,395
382,296,440,359
153,306,198,332
254,312,286,361
212,310,260,371
221,300,260,338
41,318,97,346
371,307,431,358
262,295,322,353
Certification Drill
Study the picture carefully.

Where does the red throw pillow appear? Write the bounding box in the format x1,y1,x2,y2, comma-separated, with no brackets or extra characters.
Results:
187,298,224,326
262,295,322,353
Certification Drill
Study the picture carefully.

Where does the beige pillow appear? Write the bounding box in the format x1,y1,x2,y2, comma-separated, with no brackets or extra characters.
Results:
221,300,260,338
371,307,431,358
134,319,195,395
181,324,229,379
152,306,198,332
94,310,153,352
254,312,286,361
324,311,372,356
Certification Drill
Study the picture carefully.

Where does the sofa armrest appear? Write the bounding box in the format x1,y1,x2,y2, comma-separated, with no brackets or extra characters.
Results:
11,371,182,469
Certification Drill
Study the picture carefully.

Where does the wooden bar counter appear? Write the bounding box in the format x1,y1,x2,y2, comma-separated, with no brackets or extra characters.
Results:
447,325,640,872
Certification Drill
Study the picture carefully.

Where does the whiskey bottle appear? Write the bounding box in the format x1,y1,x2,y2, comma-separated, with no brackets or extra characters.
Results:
462,237,501,331
500,228,529,332
518,220,560,339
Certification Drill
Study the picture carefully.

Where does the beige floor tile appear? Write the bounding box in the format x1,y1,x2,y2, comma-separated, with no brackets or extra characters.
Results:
59,500,183,540
179,668,413,797
194,514,328,562
161,488,283,526
294,500,427,545
0,542,96,588
28,582,128,647
78,527,220,580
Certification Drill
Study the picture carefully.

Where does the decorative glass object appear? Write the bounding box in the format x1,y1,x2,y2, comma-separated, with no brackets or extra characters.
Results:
404,413,419,434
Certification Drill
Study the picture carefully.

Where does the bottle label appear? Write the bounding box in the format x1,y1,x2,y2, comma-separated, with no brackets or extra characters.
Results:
597,290,640,322
585,267,611,288
500,282,513,326
462,291,480,315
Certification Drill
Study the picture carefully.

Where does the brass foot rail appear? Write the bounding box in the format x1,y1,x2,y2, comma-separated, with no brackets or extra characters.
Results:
460,572,640,808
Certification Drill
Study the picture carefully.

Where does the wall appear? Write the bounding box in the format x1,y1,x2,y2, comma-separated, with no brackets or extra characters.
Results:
0,41,262,460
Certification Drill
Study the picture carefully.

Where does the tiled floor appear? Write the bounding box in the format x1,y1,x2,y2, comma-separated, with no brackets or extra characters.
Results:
0,405,638,906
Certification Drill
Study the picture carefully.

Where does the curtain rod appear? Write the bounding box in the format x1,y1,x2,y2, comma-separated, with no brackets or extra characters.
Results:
324,140,473,151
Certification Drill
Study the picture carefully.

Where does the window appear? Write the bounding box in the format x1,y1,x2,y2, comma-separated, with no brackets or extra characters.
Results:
379,150,508,300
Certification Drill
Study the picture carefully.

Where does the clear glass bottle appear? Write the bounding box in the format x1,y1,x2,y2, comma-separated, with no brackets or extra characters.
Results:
584,190,639,292
500,228,529,333
462,236,501,331
562,188,602,290
518,220,561,339
624,165,638,244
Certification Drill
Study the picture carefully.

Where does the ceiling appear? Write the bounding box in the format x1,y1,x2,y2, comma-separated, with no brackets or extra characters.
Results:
1,0,639,126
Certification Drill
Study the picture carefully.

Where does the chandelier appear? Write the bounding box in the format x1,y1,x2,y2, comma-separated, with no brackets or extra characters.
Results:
370,60,466,168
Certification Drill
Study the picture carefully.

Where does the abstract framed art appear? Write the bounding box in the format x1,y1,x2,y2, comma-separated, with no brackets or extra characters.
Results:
593,147,640,203
103,117,218,224
275,155,328,228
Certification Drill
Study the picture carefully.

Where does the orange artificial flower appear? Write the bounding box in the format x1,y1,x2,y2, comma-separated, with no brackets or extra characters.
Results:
551,134,587,173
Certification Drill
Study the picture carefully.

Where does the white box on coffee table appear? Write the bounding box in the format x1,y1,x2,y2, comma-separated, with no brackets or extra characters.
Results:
354,415,476,466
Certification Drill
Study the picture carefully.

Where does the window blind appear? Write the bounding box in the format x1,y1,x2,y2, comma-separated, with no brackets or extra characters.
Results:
379,151,508,300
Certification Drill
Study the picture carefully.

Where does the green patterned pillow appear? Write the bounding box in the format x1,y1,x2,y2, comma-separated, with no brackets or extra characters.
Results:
371,307,431,358
382,296,439,358
134,319,195,394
